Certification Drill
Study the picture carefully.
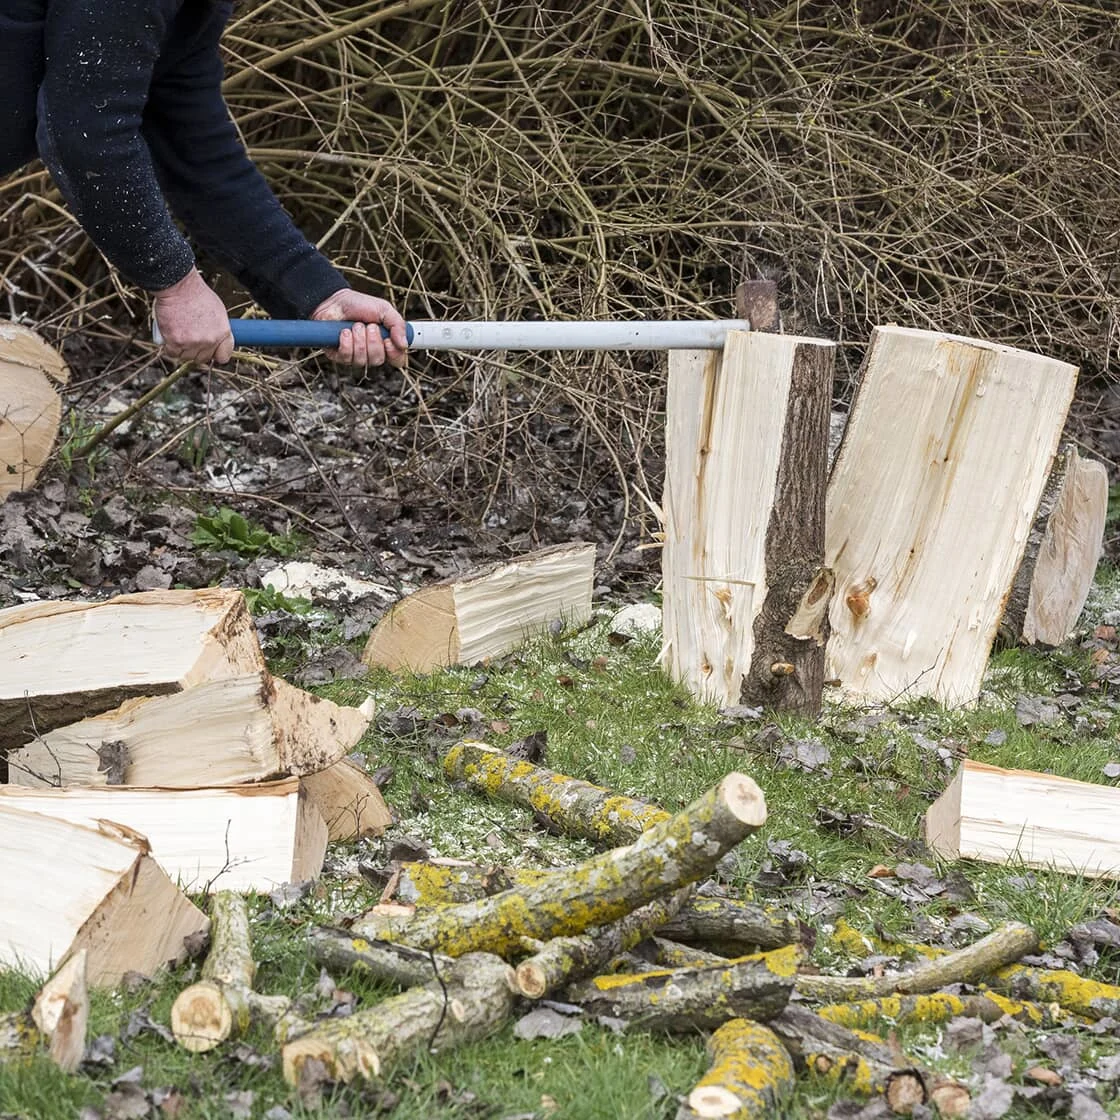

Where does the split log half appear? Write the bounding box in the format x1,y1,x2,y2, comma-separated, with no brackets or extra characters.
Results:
309,928,455,989
676,1018,795,1120
515,888,690,999
661,331,835,715
825,326,1078,705
1000,444,1108,647
6,672,368,789
0,323,69,503
794,922,1038,1003
354,772,767,957
0,805,207,986
769,1006,940,1115
442,740,670,845
0,589,264,753
0,950,88,1072
300,757,392,842
282,952,517,1086
924,760,1120,881
361,542,595,672
566,946,798,1032
0,777,328,893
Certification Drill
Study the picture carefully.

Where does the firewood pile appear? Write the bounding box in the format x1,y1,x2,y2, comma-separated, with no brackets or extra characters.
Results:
0,588,390,985
8,719,1119,1117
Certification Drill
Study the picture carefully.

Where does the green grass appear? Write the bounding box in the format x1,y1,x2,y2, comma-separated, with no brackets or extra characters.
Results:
3,604,1119,1118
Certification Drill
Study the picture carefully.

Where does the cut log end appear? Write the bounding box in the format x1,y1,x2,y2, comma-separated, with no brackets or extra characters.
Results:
885,1070,929,1115
719,773,767,828
515,961,549,1000
170,980,233,1053
685,1086,743,1118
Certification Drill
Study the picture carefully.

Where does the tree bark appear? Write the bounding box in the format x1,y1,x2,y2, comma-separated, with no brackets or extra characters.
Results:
353,773,766,957
676,1017,795,1120
442,741,670,845
566,946,798,1032
740,339,834,717
282,952,516,1086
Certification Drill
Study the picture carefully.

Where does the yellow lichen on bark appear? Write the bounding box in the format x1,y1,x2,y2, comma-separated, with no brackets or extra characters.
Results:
987,965,1120,1020
677,1019,795,1120
442,740,669,844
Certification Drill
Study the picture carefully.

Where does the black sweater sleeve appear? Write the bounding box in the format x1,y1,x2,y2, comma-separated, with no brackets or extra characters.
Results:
36,0,347,317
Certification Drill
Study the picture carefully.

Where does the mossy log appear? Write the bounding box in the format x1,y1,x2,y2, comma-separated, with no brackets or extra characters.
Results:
442,740,669,845
566,946,799,1032
171,892,305,1052
393,861,796,953
676,1018,795,1120
816,991,1067,1031
515,888,690,998
769,1007,941,1115
282,952,516,1086
795,922,1038,1002
354,773,767,958
0,951,88,1072
309,928,455,989
986,964,1120,1021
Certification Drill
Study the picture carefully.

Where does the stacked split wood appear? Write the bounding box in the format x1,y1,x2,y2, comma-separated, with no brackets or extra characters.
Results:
0,588,391,986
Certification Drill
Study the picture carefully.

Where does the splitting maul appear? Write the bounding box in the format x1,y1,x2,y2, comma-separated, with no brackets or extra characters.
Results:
154,318,752,351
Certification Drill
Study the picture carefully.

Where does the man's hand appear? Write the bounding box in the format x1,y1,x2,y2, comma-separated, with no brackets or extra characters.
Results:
153,268,235,364
312,289,409,369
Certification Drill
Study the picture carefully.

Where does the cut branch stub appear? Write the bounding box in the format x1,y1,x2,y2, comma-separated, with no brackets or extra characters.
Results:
353,772,766,957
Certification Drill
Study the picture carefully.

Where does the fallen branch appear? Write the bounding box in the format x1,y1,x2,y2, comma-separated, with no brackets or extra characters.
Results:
677,1018,795,1120
986,964,1120,1021
816,991,1068,1031
171,892,306,1053
657,895,799,953
442,740,669,845
0,951,88,1072
515,888,690,999
308,928,455,989
769,1007,944,1116
393,861,796,952
353,772,766,957
281,952,516,1086
794,922,1038,1002
565,946,799,1032
648,939,731,969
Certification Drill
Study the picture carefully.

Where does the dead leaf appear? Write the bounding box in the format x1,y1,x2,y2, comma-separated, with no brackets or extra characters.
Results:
1024,1067,1063,1087
970,1076,1014,1120
513,1008,583,1040
223,1091,254,1120
506,730,547,762
1070,1094,1110,1120
868,864,895,879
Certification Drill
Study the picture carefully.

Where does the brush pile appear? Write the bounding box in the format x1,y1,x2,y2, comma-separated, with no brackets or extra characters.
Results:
2,1,1118,529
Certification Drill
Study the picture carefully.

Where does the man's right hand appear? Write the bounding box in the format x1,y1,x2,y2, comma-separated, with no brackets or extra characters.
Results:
153,268,235,364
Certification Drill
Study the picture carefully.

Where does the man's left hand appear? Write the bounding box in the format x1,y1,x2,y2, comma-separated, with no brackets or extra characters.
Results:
311,289,409,369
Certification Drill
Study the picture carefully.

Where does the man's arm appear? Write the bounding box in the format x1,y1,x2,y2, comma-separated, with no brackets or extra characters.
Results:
141,2,407,366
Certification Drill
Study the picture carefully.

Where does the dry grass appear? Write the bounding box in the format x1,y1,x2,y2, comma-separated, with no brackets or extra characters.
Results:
3,0,1119,535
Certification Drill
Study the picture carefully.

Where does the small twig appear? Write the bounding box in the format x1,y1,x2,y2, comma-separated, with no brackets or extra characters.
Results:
70,362,192,460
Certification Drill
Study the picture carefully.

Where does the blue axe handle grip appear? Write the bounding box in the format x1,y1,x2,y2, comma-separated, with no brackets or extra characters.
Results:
228,319,414,348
